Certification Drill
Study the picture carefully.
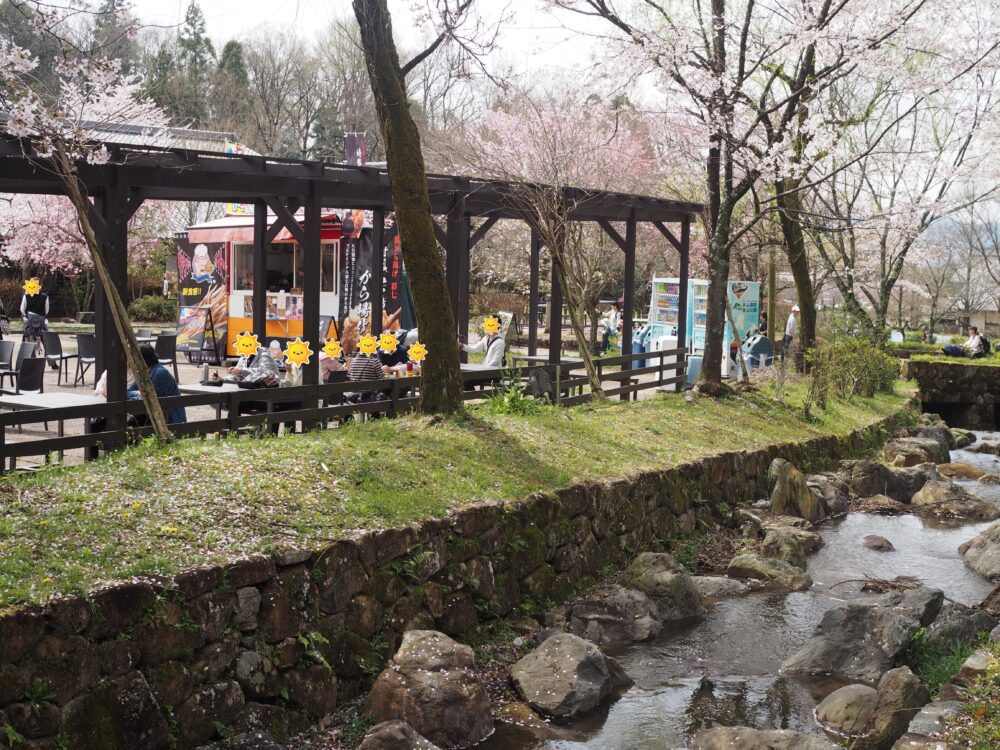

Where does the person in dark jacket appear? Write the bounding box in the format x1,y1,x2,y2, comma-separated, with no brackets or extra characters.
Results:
128,344,187,424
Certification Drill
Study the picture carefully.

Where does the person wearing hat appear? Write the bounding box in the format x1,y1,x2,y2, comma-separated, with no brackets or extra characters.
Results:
190,244,215,283
783,304,799,359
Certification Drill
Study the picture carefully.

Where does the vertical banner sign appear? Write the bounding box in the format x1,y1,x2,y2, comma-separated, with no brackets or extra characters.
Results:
383,234,403,330
176,238,228,358
355,228,374,336
344,132,367,167
727,281,761,341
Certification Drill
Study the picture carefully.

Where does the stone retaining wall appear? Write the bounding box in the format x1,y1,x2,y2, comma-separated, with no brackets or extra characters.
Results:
902,359,1000,429
0,405,913,750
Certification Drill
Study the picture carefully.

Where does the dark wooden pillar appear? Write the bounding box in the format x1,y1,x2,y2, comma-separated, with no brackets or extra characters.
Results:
622,216,636,381
95,178,128,407
528,229,540,357
458,219,471,343
371,208,385,335
678,217,691,356
302,188,321,387
252,199,267,341
548,253,562,364
445,195,463,335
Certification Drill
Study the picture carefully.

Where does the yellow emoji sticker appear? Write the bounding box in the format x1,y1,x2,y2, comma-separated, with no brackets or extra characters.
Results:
358,334,378,356
483,316,501,335
408,341,428,363
323,339,342,359
377,331,398,354
23,278,41,296
234,331,261,358
283,337,313,368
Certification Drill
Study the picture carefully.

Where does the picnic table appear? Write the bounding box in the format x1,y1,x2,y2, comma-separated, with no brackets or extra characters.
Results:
179,382,241,418
0,392,107,465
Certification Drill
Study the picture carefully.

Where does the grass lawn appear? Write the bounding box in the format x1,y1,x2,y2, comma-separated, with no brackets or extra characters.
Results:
0,380,912,610
910,353,1000,367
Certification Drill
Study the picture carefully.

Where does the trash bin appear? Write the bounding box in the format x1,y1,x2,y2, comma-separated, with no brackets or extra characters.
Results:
632,324,651,367
742,334,774,371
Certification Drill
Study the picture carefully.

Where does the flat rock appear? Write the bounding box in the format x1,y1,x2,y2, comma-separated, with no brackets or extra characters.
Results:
892,733,965,749
691,726,839,749
953,648,991,687
691,576,750,598
760,525,822,569
911,480,1000,521
936,462,987,480
906,700,965,736
885,437,948,467
726,553,811,591
510,632,631,719
838,460,938,503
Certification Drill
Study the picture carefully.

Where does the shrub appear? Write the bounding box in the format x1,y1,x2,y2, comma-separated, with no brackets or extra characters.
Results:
906,626,988,695
128,295,177,322
805,336,898,406
483,368,543,415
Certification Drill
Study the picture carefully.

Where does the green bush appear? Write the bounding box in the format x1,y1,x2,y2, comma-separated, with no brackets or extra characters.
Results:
483,368,543,415
906,626,988,695
806,337,898,406
127,295,177,322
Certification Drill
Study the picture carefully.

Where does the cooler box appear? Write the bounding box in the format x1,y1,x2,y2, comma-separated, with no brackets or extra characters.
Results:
651,335,681,391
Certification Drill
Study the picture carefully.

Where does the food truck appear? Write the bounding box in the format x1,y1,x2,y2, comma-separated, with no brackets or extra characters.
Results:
174,208,414,360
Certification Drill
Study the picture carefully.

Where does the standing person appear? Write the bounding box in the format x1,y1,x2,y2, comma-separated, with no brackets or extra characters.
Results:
20,277,49,343
758,309,769,338
782,305,799,359
600,302,622,352
461,324,506,368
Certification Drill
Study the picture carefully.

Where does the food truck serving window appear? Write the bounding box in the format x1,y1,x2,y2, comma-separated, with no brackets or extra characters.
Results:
233,244,252,290
231,242,338,294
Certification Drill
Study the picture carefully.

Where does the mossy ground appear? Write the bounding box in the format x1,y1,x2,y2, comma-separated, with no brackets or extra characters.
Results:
0,380,912,610
943,642,1000,749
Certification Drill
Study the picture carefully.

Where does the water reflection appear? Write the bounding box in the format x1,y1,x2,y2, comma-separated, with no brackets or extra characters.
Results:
482,436,998,750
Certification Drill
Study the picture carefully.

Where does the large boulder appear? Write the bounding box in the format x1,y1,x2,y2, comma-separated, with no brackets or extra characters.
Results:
781,587,944,685
807,472,854,515
620,553,705,622
838,460,938,503
981,583,1000,616
566,584,662,647
918,425,957,453
691,727,839,749
363,630,492,749
855,667,931,750
961,520,1000,580
357,721,440,750
885,437,948,467
937,461,987,480
760,525,823,569
510,632,632,719
815,684,878,735
951,428,975,448
769,459,826,521
926,602,997,647
911,481,1000,521
727,553,811,591
968,441,1000,456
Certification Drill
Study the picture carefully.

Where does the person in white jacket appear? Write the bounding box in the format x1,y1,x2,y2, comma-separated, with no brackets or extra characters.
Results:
461,331,505,368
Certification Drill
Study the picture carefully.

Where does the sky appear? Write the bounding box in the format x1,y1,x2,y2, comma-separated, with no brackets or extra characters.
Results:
125,0,607,79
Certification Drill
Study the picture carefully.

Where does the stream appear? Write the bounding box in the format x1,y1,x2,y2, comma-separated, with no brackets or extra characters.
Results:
482,433,999,750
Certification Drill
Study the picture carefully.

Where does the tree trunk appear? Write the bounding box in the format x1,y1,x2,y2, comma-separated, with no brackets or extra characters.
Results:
551,250,604,399
776,180,816,356
353,0,463,413
699,217,731,387
56,155,173,442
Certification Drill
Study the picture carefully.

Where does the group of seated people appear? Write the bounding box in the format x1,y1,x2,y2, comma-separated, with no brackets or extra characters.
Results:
941,327,991,359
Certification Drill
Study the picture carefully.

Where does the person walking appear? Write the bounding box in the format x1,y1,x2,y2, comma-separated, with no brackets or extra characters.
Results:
782,305,799,359
20,277,49,344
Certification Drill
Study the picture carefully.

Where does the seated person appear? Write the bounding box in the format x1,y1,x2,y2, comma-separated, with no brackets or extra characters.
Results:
460,326,505,368
319,341,348,382
268,340,287,371
348,350,388,404
128,344,186,424
942,327,984,358
226,344,280,387
377,329,410,370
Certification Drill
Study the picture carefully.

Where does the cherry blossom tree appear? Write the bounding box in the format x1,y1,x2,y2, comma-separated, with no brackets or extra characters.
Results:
0,0,174,440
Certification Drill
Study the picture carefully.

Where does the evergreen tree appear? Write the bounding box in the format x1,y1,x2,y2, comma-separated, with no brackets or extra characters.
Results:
90,0,140,74
178,0,215,72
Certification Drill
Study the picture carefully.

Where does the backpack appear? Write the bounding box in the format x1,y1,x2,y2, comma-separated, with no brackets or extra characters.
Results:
980,335,991,354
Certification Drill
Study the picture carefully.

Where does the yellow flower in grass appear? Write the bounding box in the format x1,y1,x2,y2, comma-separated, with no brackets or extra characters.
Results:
160,525,178,534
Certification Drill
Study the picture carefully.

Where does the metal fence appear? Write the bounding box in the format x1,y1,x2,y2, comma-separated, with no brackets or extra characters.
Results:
0,349,686,472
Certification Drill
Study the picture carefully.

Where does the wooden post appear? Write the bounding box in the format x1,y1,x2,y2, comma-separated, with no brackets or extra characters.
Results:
445,195,463,335
96,180,128,410
548,250,562,365
302,187,321,388
621,216,636,400
371,208,385,335
528,230,540,357
678,218,690,355
458,217,471,343
253,199,267,341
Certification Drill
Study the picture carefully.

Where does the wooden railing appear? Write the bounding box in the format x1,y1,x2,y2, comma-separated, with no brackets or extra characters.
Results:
0,349,686,472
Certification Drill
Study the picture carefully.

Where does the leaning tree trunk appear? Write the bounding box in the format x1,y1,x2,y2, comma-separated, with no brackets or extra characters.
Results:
353,0,463,413
55,153,173,442
776,179,816,359
551,250,604,400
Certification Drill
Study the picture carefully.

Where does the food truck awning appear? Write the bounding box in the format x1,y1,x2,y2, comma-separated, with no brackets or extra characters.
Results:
188,211,345,244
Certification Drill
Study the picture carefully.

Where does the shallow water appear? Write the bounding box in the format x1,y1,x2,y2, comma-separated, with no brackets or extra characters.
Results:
482,435,998,750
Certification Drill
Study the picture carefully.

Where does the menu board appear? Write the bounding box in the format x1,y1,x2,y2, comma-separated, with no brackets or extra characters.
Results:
176,306,209,352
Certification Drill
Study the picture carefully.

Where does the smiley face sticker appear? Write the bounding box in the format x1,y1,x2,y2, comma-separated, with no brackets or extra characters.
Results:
323,339,343,359
234,331,261,358
283,337,313,368
357,334,378,356
483,316,501,335
408,341,428,363
377,331,398,354
23,278,41,296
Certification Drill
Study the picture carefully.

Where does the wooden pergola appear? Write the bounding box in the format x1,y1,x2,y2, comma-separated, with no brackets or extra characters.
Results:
0,136,701,407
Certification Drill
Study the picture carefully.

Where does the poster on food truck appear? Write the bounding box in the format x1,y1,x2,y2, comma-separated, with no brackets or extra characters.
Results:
338,208,375,353
176,238,228,357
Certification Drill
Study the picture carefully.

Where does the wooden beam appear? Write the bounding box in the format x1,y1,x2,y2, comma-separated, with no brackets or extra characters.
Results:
621,216,636,394
301,187,321,388
597,218,627,251
677,218,690,355
653,220,683,252
263,197,305,246
528,230,541,357
468,215,499,249
432,218,447,249
252,200,267,341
